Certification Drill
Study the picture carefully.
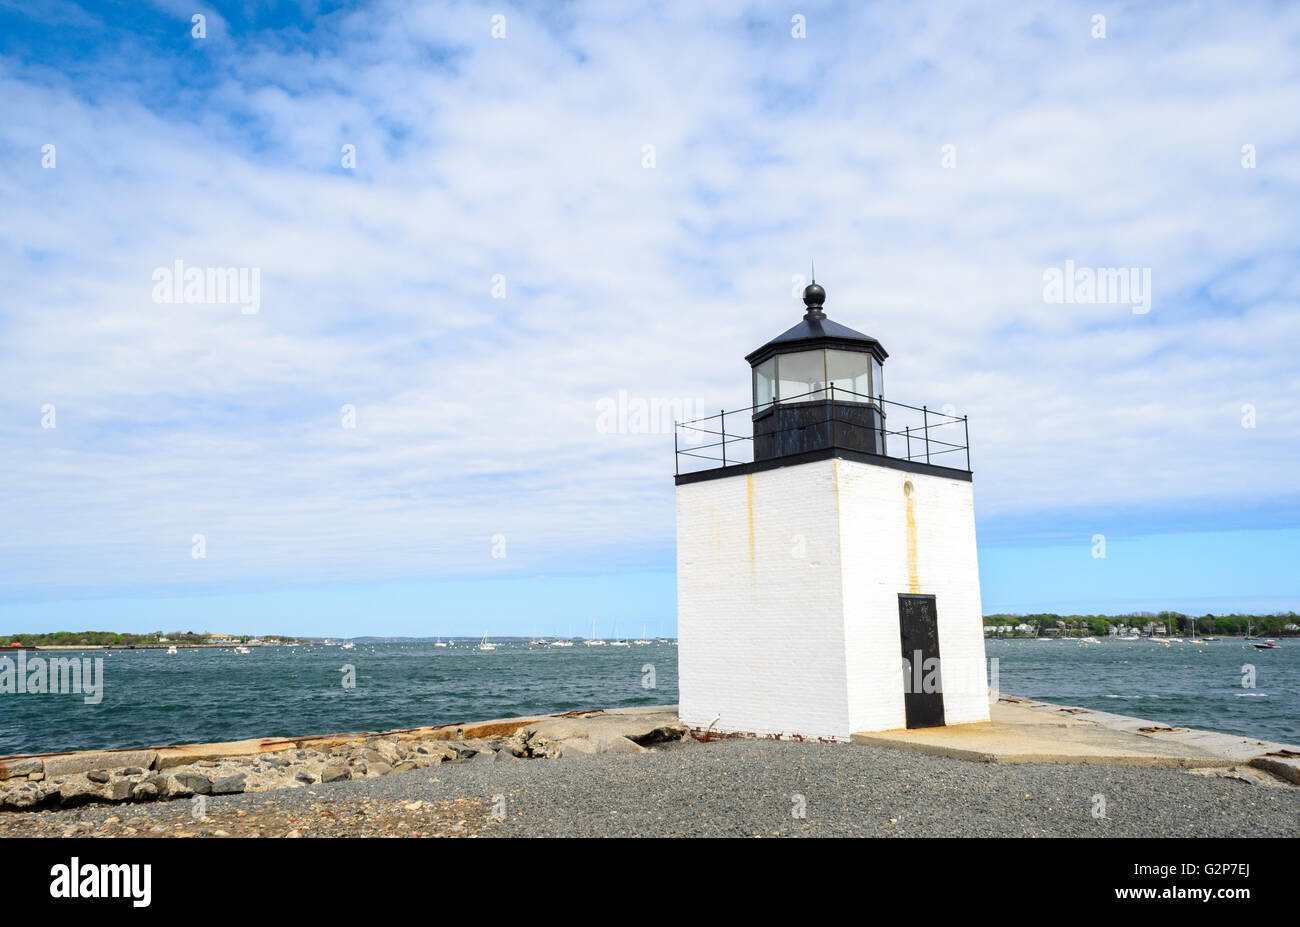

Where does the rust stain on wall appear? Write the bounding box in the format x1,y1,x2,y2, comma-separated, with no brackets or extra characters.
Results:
905,485,920,593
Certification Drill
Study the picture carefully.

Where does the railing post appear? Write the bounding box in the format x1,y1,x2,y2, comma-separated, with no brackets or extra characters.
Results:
720,409,726,467
828,383,835,449
878,394,885,455
674,421,679,477
905,425,911,461
963,414,970,471
922,405,930,464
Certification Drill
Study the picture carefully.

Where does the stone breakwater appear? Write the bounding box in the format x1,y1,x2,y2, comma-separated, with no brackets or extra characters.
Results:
0,707,690,812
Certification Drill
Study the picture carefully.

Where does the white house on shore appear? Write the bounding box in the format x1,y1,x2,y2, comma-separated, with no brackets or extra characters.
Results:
674,281,990,742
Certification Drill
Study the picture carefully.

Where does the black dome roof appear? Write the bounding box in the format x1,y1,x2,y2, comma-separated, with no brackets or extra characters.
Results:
745,284,887,366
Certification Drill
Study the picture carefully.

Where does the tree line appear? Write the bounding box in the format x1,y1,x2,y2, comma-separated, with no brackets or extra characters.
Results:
1,630,300,646
984,611,1299,637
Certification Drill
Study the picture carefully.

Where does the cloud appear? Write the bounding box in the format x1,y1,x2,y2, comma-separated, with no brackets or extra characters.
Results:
1,0,1298,602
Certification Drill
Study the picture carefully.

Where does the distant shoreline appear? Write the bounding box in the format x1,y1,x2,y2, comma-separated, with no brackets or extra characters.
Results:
5,642,298,652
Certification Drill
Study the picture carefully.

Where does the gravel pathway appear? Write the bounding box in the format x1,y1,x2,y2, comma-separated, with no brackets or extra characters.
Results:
4,738,1298,837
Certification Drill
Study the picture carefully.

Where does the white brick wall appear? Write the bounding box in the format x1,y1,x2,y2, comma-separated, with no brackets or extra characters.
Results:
677,456,989,740
836,459,990,730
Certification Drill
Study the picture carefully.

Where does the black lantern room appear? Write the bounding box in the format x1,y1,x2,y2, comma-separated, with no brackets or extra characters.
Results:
745,281,888,462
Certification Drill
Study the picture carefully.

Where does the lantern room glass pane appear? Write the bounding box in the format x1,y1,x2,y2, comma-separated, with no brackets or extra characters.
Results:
872,357,883,399
754,357,775,410
776,350,826,402
826,349,871,401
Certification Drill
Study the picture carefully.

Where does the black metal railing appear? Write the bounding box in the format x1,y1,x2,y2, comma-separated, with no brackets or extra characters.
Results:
673,386,970,476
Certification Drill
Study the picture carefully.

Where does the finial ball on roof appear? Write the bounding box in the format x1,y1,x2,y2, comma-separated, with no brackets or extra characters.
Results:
803,282,825,308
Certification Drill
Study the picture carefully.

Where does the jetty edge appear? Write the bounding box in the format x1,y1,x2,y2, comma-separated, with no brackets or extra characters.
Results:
2,697,1297,814
857,693,1300,783
0,706,691,811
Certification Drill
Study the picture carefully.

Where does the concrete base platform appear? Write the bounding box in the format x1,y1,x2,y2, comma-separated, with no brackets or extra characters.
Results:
851,695,1300,782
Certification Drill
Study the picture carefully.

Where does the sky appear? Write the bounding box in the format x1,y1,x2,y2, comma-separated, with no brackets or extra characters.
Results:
1,1,1298,637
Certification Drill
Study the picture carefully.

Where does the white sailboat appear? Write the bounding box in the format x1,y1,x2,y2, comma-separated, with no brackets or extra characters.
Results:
611,621,630,646
477,631,497,651
434,634,447,648
633,624,652,645
584,619,605,645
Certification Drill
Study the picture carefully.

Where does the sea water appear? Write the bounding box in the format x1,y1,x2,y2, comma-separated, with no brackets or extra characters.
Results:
1,638,1295,755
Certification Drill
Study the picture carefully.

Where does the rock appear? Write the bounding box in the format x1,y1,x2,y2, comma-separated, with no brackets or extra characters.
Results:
105,779,133,801
516,710,687,757
555,738,600,758
130,781,159,801
171,771,213,795
415,744,456,762
321,764,350,783
119,767,144,777
392,762,418,773
58,777,100,807
599,735,648,754
555,734,647,758
365,740,401,765
160,777,193,799
366,762,393,778
212,774,246,795
153,741,286,771
29,772,44,782
294,770,316,784
493,748,518,762
1,783,45,809
446,743,479,760
0,757,43,781
86,769,111,784
1251,755,1300,785
44,749,158,779
472,749,497,763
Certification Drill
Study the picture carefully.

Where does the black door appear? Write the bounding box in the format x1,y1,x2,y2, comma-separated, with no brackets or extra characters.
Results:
898,594,945,728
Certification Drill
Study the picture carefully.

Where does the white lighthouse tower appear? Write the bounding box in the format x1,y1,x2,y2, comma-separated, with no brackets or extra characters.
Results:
675,280,989,741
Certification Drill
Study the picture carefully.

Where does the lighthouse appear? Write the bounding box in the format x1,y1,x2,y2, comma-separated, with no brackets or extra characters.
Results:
674,280,990,741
